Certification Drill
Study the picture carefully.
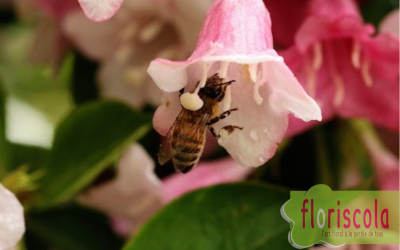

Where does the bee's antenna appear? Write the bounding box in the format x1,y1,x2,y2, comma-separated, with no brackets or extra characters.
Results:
215,80,235,86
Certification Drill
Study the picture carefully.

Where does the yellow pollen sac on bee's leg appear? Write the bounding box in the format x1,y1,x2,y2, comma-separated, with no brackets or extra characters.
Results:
180,93,204,111
180,61,211,111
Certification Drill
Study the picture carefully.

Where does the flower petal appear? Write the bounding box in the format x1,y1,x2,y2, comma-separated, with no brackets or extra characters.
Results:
77,0,125,22
78,144,163,231
153,92,182,136
62,10,127,61
214,66,288,167
0,184,25,250
98,60,162,109
266,62,322,122
363,33,400,81
163,157,251,203
263,0,310,48
294,0,374,52
147,59,193,92
340,79,399,132
379,9,399,36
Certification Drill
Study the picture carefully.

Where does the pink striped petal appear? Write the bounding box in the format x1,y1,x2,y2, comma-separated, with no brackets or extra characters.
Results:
163,157,251,203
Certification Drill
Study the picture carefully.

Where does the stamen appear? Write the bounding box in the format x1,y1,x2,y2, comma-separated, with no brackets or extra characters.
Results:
223,85,231,111
219,61,230,79
248,63,258,83
361,59,373,87
114,44,134,63
253,78,263,105
139,19,164,43
312,43,323,70
194,61,211,94
119,24,138,42
180,61,211,111
248,63,264,105
124,67,146,86
306,63,316,97
333,74,345,107
351,40,361,69
326,42,345,107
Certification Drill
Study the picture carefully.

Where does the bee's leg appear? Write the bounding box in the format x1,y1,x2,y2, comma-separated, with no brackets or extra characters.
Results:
208,125,243,139
217,90,225,102
208,126,219,138
207,108,239,126
220,125,243,136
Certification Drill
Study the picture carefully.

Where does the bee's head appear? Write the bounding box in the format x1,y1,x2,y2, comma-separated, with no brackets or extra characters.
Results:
200,75,234,99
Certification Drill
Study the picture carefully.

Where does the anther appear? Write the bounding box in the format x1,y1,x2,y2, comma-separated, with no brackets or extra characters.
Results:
312,43,323,71
139,20,164,43
361,59,373,87
351,40,361,69
219,61,230,79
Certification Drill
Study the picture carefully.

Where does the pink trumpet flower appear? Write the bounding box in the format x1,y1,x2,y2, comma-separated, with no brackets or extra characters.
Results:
110,156,251,236
150,0,321,167
0,184,25,250
280,0,399,137
78,144,163,234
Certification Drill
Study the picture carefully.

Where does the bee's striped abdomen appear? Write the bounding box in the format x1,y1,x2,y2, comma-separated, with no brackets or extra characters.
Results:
171,116,206,173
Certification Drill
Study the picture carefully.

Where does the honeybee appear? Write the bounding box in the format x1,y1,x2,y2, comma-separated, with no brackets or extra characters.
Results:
158,74,243,173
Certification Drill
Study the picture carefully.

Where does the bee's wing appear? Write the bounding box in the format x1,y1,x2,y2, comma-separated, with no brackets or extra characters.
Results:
158,125,174,165
158,109,186,165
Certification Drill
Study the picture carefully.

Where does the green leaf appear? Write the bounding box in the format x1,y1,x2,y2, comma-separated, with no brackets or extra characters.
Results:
37,101,151,208
123,183,291,250
0,25,74,125
7,143,49,172
0,82,9,177
360,0,399,27
26,204,123,250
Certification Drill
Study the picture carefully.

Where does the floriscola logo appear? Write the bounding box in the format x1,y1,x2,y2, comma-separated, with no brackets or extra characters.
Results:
281,185,399,248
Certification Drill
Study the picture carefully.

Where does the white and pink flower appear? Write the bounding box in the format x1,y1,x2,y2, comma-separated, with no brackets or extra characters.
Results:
0,184,25,250
150,0,321,167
